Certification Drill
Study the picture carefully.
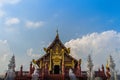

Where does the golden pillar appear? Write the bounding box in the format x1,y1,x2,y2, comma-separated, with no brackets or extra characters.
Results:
62,49,64,64
62,49,64,74
39,60,42,69
49,49,52,71
72,60,74,68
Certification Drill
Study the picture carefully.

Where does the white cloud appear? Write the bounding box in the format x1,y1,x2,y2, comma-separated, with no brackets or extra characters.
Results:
27,48,41,58
0,0,21,6
0,40,12,73
25,21,44,29
0,40,7,44
0,10,5,17
5,17,20,26
65,30,120,71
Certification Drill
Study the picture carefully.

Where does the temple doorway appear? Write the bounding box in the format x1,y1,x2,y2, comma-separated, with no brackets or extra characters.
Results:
54,65,60,74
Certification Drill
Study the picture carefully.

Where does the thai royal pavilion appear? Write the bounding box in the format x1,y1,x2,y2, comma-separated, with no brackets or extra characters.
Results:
5,31,118,80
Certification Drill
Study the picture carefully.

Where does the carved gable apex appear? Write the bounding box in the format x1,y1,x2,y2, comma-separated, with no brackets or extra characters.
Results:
45,31,70,54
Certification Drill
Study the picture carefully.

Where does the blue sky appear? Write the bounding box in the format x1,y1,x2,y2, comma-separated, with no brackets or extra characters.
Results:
1,0,120,74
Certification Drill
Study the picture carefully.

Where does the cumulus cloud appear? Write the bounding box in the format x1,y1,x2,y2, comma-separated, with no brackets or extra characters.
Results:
65,30,120,71
0,40,12,73
0,0,21,6
0,10,5,17
5,17,20,26
25,21,44,29
27,48,41,58
0,0,21,24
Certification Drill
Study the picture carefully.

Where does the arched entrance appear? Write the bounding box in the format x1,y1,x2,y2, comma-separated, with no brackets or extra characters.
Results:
54,65,60,74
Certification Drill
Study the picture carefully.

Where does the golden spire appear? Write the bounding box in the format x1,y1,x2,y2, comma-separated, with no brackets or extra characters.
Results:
56,29,58,35
56,29,59,39
106,60,109,69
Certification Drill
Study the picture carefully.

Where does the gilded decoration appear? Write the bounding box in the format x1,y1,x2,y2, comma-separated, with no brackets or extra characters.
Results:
32,31,78,75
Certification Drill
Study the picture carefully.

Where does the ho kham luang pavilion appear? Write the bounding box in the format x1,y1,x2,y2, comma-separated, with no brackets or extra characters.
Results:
5,31,118,80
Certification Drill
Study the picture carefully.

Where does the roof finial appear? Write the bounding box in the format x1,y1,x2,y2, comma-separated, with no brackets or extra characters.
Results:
56,28,58,35
56,28,59,38
106,60,109,69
